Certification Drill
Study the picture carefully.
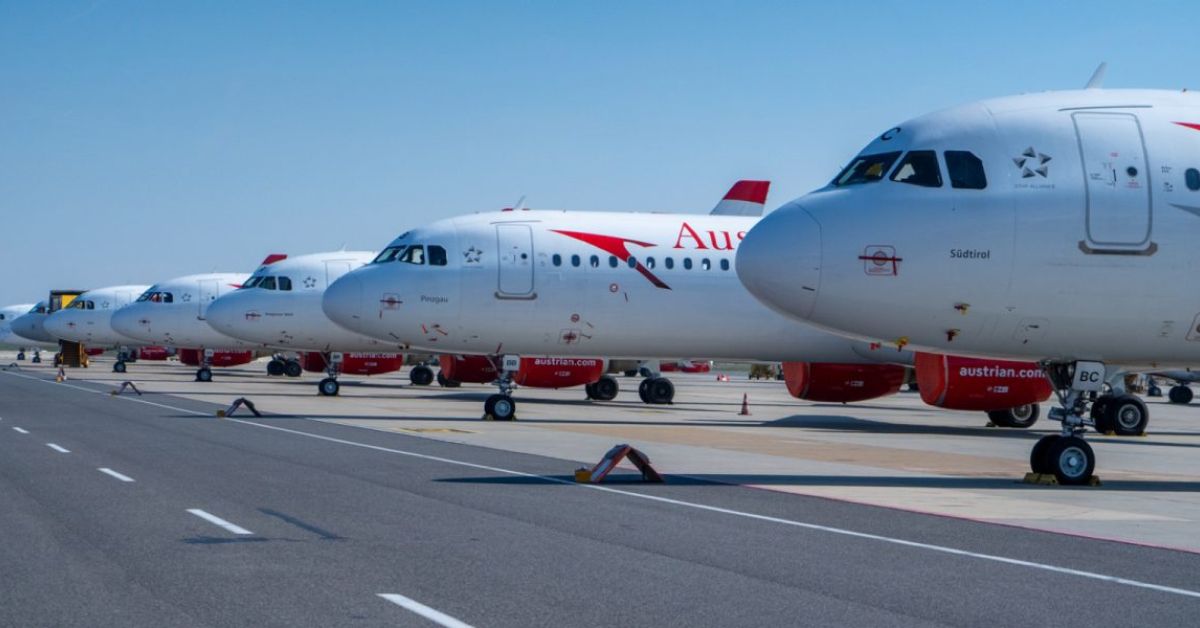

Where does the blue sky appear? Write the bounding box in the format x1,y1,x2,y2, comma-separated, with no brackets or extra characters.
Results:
1,1,1195,304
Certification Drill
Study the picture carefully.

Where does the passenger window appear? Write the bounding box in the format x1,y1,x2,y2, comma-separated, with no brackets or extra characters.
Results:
665,257,674,270
590,255,599,268
608,256,618,268
701,259,711,270
944,151,987,189
720,259,730,271
571,254,581,267
627,257,637,269
278,277,292,291
399,245,425,265
1187,168,1200,191
832,151,902,186
890,150,942,187
428,245,448,266
552,254,562,267
683,258,693,270
260,276,277,290
646,257,655,269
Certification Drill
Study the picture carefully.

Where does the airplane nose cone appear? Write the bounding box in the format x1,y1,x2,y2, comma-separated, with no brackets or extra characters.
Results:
11,313,53,343
323,272,365,332
204,296,241,338
737,203,822,320
110,307,146,341
42,313,71,341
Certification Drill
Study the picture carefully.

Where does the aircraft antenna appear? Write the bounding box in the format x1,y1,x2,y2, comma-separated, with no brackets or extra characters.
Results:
513,195,527,211
1085,62,1107,89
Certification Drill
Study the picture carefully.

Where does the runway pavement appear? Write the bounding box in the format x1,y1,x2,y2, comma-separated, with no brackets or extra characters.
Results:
3,363,1200,626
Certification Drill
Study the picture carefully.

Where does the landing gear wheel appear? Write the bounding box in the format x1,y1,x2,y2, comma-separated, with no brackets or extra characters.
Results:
31,354,41,363
318,377,340,396
284,360,303,378
1169,385,1194,405
1048,436,1095,485
584,382,597,399
484,394,516,421
410,365,434,386
987,403,1039,429
591,375,619,401
16,351,24,361
437,371,461,388
267,359,285,376
1109,395,1149,436
195,367,213,383
637,378,651,403
1030,434,1060,475
113,361,127,374
647,377,674,404
1147,385,1162,398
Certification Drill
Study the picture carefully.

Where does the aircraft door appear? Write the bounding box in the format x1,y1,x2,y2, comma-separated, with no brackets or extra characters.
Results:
325,261,354,287
495,224,535,298
1073,112,1152,252
197,279,219,319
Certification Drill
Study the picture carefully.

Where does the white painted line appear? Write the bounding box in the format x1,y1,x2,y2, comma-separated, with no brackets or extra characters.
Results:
187,509,253,535
12,426,28,434
46,443,70,453
98,468,135,482
6,368,1200,600
378,593,474,628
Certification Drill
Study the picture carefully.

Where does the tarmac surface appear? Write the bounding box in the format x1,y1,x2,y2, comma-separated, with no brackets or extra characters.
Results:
3,354,1200,626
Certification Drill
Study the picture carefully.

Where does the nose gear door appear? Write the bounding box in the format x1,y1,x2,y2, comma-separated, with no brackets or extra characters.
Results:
1073,112,1154,254
495,224,536,299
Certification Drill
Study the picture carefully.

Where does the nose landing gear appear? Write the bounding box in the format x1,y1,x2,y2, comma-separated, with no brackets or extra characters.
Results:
317,352,343,396
1033,361,1137,485
483,370,517,421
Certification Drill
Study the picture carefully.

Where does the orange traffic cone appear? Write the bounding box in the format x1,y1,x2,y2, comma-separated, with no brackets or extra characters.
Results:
738,393,751,416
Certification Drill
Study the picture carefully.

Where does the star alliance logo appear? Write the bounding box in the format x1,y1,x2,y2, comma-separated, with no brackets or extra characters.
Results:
180,293,192,302
1013,147,1051,178
303,276,317,289
463,246,482,264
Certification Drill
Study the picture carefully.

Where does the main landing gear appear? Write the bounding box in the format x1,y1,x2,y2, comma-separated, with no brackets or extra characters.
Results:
987,403,1040,428
585,375,620,401
637,376,674,405
266,355,302,377
409,364,435,386
436,370,461,388
1033,361,1148,485
1169,385,1194,405
30,350,42,364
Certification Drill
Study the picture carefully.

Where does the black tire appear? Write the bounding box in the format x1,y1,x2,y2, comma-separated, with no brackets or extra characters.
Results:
113,361,127,374
1030,434,1060,475
648,377,675,404
318,377,340,396
1147,386,1162,398
988,404,1039,429
436,371,461,388
486,394,516,421
1169,386,1194,405
1048,436,1095,485
1109,395,1149,436
284,360,303,378
584,382,597,399
638,378,652,403
624,370,639,378
267,359,285,376
196,367,213,383
410,365,434,386
1091,396,1115,434
16,352,25,361
31,355,41,363
592,376,619,401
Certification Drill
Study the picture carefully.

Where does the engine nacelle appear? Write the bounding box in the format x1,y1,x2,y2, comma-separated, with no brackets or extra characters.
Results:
914,352,1052,411
177,349,255,367
660,360,712,373
438,354,499,384
301,352,404,376
137,346,170,360
781,362,906,403
84,347,106,356
513,357,605,389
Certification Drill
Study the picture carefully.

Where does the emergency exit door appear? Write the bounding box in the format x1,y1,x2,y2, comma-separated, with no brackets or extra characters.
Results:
495,224,535,298
1074,112,1152,251
197,279,219,319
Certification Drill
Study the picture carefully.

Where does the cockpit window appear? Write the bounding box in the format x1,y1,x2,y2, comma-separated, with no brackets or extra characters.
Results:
137,291,173,303
398,245,425,265
944,151,988,189
278,276,292,291
372,246,406,264
890,150,943,188
428,245,447,266
69,300,95,310
259,276,277,290
832,151,902,186
242,276,262,289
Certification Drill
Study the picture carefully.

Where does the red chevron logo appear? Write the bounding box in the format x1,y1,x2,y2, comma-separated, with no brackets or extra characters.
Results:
550,230,671,290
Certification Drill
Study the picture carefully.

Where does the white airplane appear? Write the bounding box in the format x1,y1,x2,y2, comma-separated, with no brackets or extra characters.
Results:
7,300,63,361
205,250,407,396
322,181,1048,421
110,271,255,381
737,83,1200,483
42,285,151,371
0,303,56,360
